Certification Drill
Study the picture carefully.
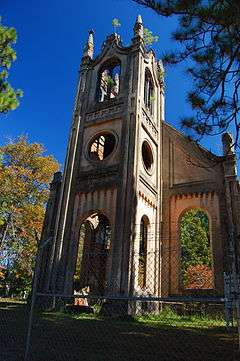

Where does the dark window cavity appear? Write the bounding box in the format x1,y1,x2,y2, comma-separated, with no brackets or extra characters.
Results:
138,216,149,289
74,212,111,295
144,69,154,114
142,141,153,172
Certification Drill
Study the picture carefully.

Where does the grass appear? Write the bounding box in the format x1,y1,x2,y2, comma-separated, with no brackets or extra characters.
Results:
136,306,227,328
0,297,26,304
67,306,226,328
0,300,239,361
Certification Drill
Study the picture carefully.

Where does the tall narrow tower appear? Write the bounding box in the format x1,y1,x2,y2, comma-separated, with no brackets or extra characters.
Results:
40,16,165,298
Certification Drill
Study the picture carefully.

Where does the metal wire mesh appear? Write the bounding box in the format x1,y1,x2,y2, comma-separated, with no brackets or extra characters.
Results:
0,229,239,361
1,293,237,361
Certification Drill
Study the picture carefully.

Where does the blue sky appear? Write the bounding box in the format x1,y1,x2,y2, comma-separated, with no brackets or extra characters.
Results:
1,0,224,169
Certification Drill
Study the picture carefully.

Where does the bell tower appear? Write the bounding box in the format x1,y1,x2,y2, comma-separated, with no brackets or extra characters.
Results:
41,16,165,298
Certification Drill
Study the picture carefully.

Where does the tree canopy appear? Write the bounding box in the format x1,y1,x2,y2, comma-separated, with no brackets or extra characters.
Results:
0,17,22,113
134,0,240,147
0,136,59,295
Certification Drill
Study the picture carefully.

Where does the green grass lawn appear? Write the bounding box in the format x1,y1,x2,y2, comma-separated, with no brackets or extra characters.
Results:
0,300,238,361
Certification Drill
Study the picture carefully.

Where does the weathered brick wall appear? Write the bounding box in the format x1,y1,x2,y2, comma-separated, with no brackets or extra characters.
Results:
161,123,228,296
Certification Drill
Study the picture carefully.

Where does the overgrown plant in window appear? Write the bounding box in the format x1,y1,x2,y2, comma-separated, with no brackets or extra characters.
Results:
180,209,214,290
98,60,121,102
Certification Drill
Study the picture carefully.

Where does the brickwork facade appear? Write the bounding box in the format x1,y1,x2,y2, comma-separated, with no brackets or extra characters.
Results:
38,17,240,301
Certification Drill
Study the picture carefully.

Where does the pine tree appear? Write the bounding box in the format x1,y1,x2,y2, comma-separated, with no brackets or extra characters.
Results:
134,0,240,147
0,17,22,113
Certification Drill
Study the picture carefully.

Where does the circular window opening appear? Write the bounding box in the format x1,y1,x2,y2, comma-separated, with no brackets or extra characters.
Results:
142,141,153,172
89,133,116,161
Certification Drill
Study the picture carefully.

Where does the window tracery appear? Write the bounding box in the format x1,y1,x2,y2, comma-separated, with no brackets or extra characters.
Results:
98,60,121,102
89,133,116,161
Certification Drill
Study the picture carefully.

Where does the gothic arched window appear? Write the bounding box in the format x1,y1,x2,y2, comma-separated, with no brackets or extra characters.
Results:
180,209,214,290
74,212,111,295
97,59,121,102
95,214,111,250
144,69,154,114
138,216,149,289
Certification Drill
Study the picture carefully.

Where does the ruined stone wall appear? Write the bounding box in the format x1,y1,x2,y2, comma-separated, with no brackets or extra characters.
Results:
161,123,229,296
38,20,240,302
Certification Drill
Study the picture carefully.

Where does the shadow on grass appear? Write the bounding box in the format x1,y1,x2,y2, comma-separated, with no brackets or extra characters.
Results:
0,302,27,361
0,302,238,361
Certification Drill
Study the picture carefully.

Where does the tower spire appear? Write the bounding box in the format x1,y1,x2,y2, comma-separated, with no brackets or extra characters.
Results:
82,30,94,61
133,14,144,42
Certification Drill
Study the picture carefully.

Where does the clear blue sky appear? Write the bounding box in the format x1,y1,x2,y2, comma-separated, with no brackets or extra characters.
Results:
1,0,223,169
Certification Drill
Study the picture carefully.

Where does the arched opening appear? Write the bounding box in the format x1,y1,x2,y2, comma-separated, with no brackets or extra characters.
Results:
138,216,149,289
88,133,116,161
97,59,121,102
180,209,214,290
74,212,111,296
144,69,154,114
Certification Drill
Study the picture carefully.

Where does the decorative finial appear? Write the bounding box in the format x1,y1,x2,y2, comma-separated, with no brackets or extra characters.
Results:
158,59,165,84
136,15,143,24
82,30,94,61
133,14,143,40
222,132,234,156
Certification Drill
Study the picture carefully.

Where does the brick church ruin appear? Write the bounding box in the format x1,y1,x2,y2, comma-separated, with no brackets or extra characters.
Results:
38,16,240,301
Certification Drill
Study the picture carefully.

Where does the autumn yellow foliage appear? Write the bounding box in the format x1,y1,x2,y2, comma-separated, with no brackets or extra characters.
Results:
0,136,59,294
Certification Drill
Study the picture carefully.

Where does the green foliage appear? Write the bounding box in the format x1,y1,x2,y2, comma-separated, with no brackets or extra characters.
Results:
0,17,23,113
143,27,159,47
106,75,115,87
136,306,225,328
69,304,226,329
112,18,121,33
134,0,240,146
180,209,213,287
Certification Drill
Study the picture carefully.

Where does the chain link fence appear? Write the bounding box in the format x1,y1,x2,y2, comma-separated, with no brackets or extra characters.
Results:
1,230,240,361
0,292,239,361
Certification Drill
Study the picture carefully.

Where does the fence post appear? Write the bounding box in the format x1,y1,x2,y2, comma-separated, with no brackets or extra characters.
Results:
24,237,52,361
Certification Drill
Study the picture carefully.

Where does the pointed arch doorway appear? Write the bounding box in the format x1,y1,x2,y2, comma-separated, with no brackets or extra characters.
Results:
73,212,111,296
